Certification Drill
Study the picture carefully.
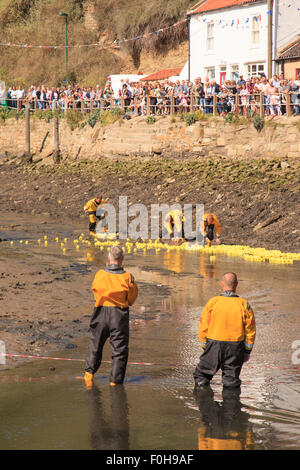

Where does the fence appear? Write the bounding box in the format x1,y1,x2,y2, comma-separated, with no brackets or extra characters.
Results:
1,92,299,118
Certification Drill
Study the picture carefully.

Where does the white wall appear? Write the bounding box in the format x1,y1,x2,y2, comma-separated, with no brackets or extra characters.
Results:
274,0,300,52
189,2,269,82
109,74,146,98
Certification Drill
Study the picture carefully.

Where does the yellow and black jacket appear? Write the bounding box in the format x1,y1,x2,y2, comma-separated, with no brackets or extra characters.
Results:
198,291,256,352
164,210,185,236
92,264,138,309
84,198,105,224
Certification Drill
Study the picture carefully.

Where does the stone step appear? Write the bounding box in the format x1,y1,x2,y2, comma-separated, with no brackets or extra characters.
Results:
101,142,155,153
106,136,157,145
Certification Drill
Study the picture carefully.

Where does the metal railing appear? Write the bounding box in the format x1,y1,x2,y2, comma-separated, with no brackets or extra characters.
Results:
1,92,299,118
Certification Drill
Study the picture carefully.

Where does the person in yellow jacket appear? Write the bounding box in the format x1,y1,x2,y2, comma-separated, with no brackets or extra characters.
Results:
193,272,256,390
163,209,185,240
84,196,105,236
84,246,138,388
200,213,221,246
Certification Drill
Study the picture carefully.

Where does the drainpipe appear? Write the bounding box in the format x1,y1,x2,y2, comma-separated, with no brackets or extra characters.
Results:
267,0,273,78
187,14,191,82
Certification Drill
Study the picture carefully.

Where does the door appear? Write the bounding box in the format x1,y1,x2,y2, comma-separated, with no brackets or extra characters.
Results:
220,71,226,85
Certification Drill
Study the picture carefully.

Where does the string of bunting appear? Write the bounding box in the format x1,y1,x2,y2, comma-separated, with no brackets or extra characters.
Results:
0,3,299,51
0,18,188,50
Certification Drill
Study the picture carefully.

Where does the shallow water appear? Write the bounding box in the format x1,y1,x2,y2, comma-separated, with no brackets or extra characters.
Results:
0,213,300,450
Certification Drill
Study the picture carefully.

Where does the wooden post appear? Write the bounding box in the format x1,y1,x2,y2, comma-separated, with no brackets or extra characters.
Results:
53,117,60,164
90,99,94,113
286,92,292,117
34,98,37,113
100,98,104,114
81,100,84,114
121,97,125,114
17,99,20,112
213,93,217,116
25,105,30,156
190,93,194,112
147,96,151,116
235,93,240,117
134,96,138,116
259,93,264,118
170,95,175,115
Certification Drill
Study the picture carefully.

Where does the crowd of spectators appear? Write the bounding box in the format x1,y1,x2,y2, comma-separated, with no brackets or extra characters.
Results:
1,73,300,117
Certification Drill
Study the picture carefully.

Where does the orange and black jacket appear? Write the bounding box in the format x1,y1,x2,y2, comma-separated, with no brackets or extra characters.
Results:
92,264,138,309
201,213,221,237
198,291,256,352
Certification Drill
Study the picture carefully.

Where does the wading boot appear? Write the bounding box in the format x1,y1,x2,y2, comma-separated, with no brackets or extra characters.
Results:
84,371,94,389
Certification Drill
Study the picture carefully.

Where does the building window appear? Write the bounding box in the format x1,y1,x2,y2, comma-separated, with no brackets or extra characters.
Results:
205,67,215,79
247,63,265,77
230,65,239,81
252,16,261,45
206,23,214,51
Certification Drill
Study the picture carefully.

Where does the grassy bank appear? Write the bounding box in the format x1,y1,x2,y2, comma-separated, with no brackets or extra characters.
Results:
0,0,193,87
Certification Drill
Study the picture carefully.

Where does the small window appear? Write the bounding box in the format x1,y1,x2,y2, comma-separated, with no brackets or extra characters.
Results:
252,16,261,45
231,65,239,81
206,23,214,51
205,67,215,79
247,63,265,77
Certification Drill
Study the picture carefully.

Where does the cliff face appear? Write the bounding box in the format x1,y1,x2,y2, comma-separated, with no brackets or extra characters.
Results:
0,0,193,87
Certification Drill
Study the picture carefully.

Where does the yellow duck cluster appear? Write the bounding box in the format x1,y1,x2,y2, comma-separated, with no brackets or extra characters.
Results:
7,233,300,265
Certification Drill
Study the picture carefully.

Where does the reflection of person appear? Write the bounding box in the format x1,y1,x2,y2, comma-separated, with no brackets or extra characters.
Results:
200,213,221,246
84,246,138,388
87,385,129,450
195,386,253,450
163,209,185,240
83,196,105,236
193,272,256,390
199,253,217,279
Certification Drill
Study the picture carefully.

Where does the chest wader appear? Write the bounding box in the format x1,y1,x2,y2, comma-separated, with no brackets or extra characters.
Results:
88,211,98,234
193,338,245,389
85,306,129,384
206,224,215,241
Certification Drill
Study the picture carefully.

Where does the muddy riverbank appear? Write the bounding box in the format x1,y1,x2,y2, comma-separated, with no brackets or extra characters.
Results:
1,156,300,251
0,155,300,366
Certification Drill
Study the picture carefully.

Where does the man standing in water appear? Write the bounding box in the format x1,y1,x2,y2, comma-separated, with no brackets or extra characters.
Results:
193,272,256,390
84,246,138,389
83,196,105,236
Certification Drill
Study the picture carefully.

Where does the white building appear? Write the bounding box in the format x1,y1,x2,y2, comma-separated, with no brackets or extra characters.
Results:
182,0,300,83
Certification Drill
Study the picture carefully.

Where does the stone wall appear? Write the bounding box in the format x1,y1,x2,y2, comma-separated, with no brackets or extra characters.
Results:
0,115,300,164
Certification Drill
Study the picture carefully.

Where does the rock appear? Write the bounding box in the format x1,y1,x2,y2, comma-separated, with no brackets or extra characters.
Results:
253,214,282,232
280,161,290,169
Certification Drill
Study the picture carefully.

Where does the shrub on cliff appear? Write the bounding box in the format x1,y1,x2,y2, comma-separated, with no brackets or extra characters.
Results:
253,115,264,133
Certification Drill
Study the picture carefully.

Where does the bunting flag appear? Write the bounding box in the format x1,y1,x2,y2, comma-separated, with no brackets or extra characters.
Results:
0,18,187,50
0,3,299,51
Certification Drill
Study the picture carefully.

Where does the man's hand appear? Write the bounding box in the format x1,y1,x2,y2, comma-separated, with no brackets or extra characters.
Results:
216,238,221,245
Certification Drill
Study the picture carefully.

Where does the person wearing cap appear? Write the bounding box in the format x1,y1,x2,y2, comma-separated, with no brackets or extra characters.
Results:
83,196,105,236
193,272,256,390
200,213,221,247
84,246,138,388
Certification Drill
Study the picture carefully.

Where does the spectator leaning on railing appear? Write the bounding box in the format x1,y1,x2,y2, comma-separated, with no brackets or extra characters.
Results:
1,75,300,117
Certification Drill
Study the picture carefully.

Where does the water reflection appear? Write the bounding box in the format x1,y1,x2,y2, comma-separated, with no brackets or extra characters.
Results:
87,385,129,450
195,386,254,450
